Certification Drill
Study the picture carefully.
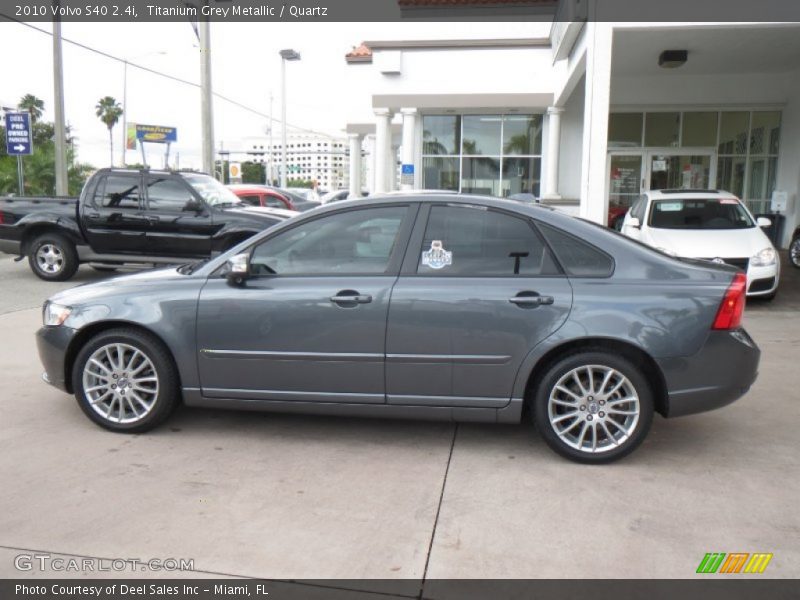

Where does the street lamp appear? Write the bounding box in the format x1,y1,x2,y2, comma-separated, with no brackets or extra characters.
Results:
279,48,301,188
121,51,166,166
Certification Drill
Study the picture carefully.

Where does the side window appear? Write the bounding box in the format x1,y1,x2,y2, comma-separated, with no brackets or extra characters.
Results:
538,222,614,278
417,205,560,277
146,177,197,212
264,195,285,208
96,175,140,210
239,195,261,206
250,206,407,276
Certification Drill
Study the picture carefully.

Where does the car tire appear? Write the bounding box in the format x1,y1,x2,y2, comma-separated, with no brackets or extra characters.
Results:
72,328,180,433
532,351,654,464
790,237,800,269
28,232,79,281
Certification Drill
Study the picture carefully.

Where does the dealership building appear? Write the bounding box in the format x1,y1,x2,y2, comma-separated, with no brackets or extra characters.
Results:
343,20,800,246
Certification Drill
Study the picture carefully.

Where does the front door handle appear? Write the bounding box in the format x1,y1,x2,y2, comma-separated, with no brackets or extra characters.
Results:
509,292,554,307
330,290,372,305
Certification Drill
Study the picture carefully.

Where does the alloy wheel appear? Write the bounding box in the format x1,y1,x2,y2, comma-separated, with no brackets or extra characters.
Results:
82,343,160,424
547,364,640,454
36,244,64,274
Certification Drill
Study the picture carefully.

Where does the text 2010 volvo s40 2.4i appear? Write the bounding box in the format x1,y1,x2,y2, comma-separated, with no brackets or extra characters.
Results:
36,194,759,463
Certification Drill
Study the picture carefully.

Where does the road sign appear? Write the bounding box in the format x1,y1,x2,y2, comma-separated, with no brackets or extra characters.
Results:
229,162,242,181
5,112,33,156
401,163,414,185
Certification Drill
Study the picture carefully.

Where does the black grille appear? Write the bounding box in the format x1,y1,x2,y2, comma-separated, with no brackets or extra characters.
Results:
749,277,776,293
700,257,749,271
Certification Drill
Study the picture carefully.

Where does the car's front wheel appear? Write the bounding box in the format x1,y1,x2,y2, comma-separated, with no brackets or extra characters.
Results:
72,328,179,433
533,352,654,463
790,236,800,269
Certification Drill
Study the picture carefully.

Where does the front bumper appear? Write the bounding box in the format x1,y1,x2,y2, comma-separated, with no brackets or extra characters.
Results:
656,328,760,418
36,325,78,393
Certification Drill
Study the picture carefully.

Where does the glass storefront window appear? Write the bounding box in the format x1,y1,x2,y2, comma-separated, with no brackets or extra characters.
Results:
462,115,502,156
608,155,642,207
716,156,746,198
681,112,718,147
502,157,541,197
718,112,749,155
608,113,643,148
749,111,781,155
422,115,460,155
462,157,501,196
422,157,460,191
503,115,542,155
645,112,680,147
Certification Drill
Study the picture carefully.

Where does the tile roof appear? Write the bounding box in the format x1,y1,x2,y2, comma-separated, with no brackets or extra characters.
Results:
345,42,373,63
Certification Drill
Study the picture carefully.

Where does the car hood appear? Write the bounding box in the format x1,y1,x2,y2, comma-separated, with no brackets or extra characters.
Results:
48,267,195,306
646,226,772,258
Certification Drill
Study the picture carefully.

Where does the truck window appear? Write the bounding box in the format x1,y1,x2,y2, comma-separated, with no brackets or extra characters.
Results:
97,175,141,210
146,177,197,212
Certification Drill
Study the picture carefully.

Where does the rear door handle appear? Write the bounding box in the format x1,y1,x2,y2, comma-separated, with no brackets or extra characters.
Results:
330,291,372,305
509,293,554,307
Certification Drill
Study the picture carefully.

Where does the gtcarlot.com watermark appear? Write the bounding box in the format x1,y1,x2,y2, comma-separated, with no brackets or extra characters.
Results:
14,553,194,573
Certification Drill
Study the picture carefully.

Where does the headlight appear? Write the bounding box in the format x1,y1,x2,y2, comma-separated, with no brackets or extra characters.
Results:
43,302,72,327
751,247,777,267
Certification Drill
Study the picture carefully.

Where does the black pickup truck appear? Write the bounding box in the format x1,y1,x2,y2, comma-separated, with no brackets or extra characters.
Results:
0,168,295,281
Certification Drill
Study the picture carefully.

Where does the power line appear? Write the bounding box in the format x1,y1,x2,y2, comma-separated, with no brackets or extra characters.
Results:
0,15,335,138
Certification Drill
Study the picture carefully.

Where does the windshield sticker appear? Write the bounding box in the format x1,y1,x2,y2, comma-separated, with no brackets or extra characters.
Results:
657,202,683,212
719,198,739,204
421,240,453,269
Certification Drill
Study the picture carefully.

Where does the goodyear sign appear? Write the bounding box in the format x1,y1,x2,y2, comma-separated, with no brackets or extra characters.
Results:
132,124,177,144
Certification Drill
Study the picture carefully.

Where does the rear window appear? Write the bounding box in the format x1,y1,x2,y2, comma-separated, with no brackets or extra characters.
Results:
538,222,614,278
649,198,754,230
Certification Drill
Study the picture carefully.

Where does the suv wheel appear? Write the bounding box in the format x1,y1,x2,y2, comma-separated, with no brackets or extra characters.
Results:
28,233,79,281
72,329,179,433
533,352,654,464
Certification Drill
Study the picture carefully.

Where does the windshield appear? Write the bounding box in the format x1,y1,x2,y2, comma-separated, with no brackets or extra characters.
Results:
183,174,242,207
649,198,754,230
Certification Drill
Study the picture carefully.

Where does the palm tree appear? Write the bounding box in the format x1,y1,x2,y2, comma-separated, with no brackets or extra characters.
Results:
18,94,45,123
95,96,123,166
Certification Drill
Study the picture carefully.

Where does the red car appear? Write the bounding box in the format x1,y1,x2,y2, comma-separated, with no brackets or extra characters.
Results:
608,204,628,230
228,184,296,210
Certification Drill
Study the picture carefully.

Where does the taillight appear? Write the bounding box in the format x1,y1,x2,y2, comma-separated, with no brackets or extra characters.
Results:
712,272,747,330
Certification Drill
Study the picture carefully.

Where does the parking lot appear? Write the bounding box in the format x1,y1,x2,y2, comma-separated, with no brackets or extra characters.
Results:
0,255,798,584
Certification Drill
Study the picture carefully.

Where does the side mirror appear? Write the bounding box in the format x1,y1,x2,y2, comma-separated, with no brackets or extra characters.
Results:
627,217,641,229
225,253,250,286
183,199,204,213
757,216,772,228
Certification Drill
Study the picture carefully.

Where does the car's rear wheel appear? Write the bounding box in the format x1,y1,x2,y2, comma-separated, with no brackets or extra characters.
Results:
28,232,79,281
790,237,800,269
72,329,179,433
533,352,654,463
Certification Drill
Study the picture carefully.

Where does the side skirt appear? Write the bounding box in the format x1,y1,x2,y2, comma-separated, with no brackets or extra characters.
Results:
182,388,524,424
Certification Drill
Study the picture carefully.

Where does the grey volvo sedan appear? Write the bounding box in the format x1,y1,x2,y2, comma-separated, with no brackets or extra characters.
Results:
36,195,759,463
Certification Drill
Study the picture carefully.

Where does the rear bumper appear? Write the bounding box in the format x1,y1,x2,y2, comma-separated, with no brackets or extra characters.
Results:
657,328,760,418
36,325,78,393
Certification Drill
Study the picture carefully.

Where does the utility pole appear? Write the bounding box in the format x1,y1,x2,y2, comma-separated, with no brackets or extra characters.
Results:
52,12,68,196
121,60,128,166
267,91,273,185
279,49,300,188
199,15,215,177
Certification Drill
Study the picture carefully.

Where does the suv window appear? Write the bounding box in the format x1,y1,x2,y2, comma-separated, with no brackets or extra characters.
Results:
417,205,559,276
538,223,614,277
250,206,407,276
96,174,140,210
146,177,197,212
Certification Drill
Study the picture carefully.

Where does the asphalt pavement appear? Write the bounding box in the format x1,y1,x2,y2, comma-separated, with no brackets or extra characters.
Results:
0,254,798,583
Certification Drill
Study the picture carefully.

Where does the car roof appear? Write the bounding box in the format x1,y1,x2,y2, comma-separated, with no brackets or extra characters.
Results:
646,189,738,200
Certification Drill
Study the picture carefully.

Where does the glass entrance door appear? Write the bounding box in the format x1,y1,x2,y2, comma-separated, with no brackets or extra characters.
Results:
646,151,715,191
608,153,643,209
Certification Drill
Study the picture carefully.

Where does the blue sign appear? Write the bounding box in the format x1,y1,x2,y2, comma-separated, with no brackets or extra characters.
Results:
401,163,414,175
134,124,177,144
5,112,33,156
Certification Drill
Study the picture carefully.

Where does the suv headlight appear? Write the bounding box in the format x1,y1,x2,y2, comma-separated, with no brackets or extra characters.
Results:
751,247,777,267
43,302,72,326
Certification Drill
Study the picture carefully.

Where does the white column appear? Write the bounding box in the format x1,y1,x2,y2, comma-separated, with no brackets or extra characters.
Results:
400,107,417,191
374,108,391,194
543,106,564,200
579,22,613,224
389,144,400,191
347,133,363,198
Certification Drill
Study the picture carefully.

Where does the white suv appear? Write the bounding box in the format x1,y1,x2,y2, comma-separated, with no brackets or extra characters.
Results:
621,190,779,299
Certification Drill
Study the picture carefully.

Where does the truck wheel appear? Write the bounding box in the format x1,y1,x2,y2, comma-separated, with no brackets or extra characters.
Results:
28,233,79,281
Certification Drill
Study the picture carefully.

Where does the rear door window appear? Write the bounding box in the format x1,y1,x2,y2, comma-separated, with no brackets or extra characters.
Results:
95,174,141,210
416,205,560,276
